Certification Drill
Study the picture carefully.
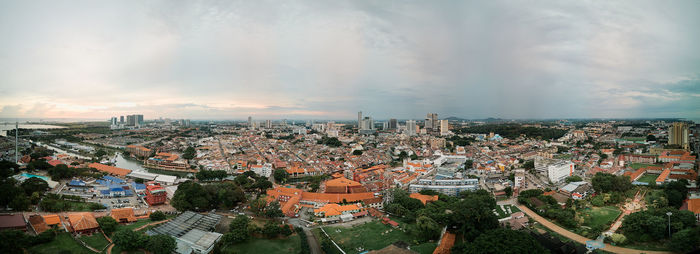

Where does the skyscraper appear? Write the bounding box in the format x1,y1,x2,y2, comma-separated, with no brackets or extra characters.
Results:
119,115,124,124
389,119,398,130
426,113,438,130
406,120,417,136
136,114,144,126
111,117,118,125
266,119,272,129
440,119,449,136
357,111,362,128
668,122,689,150
126,115,136,126
248,116,252,127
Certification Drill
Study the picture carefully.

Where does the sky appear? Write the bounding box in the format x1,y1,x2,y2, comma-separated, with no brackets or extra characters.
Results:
0,0,698,121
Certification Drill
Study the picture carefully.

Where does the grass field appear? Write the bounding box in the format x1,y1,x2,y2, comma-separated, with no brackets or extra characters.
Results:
319,220,437,254
221,235,301,254
115,219,152,233
28,232,94,254
80,233,110,250
636,174,659,184
110,245,146,254
629,163,656,170
493,204,521,219
579,206,621,228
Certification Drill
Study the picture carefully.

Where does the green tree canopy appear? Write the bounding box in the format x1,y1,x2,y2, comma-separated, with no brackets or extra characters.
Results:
145,234,176,254
97,216,119,235
455,228,548,254
149,211,166,221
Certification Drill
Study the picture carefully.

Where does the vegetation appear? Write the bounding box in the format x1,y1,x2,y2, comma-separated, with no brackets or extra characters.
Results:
591,173,633,193
97,216,119,235
317,136,342,147
196,170,227,181
1,229,59,254
149,210,167,221
39,193,105,212
319,221,437,254
273,169,289,183
457,124,567,140
663,179,688,208
455,228,548,254
564,175,582,183
183,146,196,160
620,208,696,243
171,181,245,211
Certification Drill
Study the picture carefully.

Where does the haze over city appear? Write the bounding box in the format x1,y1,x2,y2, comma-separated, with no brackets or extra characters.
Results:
0,0,698,120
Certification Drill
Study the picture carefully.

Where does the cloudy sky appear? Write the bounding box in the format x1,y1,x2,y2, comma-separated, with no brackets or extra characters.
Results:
0,0,698,120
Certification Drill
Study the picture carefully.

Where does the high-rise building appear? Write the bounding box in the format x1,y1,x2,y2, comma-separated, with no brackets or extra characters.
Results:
110,117,118,125
119,116,124,124
406,120,417,136
126,115,136,126
669,122,689,150
440,120,449,136
362,117,374,130
266,120,272,129
426,113,438,130
136,115,144,126
248,116,252,127
388,118,398,130
357,111,362,128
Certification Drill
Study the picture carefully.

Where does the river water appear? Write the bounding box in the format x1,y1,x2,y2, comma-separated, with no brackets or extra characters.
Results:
0,123,66,136
113,153,148,172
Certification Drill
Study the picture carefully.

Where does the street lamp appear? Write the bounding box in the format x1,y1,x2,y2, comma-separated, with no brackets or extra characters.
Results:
666,212,672,238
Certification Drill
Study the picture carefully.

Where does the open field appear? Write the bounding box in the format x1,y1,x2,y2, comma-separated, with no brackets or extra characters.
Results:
319,220,437,254
636,174,659,184
28,232,94,254
579,206,621,228
221,234,301,254
80,233,110,250
114,219,152,233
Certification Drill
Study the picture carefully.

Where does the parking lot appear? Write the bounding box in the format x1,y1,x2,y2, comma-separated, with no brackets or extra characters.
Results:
98,195,146,210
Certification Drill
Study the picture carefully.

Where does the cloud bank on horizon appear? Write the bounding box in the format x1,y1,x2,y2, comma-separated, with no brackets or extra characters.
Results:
0,0,698,120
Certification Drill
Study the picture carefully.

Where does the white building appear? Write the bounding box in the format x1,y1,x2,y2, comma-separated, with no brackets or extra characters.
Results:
406,120,417,136
546,161,574,183
440,119,449,136
251,163,273,178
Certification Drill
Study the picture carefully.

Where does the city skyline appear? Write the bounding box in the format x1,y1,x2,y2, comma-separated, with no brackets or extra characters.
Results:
0,1,699,120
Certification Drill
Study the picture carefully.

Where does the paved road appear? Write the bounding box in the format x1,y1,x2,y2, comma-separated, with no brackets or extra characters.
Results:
303,227,322,254
518,205,671,254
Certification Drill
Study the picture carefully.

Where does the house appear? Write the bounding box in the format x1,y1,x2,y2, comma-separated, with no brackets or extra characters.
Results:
314,203,363,219
684,198,700,222
0,214,26,231
503,212,529,230
324,177,366,193
111,208,137,223
67,212,99,234
381,217,399,228
362,197,384,210
145,182,167,205
559,181,593,200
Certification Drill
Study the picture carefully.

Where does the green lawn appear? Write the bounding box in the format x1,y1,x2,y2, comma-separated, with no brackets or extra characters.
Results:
115,219,152,233
493,204,521,219
28,232,94,254
80,233,110,250
629,163,656,170
110,245,146,254
636,174,659,184
221,235,301,254
319,220,437,254
579,206,621,228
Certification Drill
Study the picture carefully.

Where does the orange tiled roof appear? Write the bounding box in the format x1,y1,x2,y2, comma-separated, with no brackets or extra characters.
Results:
110,208,137,222
687,199,700,214
325,177,362,188
88,163,131,176
68,212,99,232
314,203,361,217
42,214,61,225
433,232,456,254
410,193,439,205
656,169,671,183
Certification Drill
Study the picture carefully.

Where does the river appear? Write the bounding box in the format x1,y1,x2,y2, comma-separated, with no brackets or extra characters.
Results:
113,153,148,172
0,123,66,136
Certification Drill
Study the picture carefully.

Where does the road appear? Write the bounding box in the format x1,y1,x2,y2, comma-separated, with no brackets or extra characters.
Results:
518,205,671,254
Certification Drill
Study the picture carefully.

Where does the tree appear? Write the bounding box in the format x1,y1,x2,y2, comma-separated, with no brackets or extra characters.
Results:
464,160,474,170
182,147,197,161
97,216,119,235
457,228,548,254
280,224,293,236
21,177,49,196
620,211,667,242
591,173,632,193
112,229,146,251
262,220,280,238
415,216,441,241
171,181,210,211
504,186,513,197
646,134,656,142
523,160,535,170
273,169,288,183
565,175,582,183
145,234,176,254
265,201,284,218
94,149,107,158
250,196,268,216
0,229,30,254
663,180,688,208
352,150,363,156
149,211,166,221
449,190,499,241
48,164,77,180
224,215,251,243
669,228,699,253
0,160,20,178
